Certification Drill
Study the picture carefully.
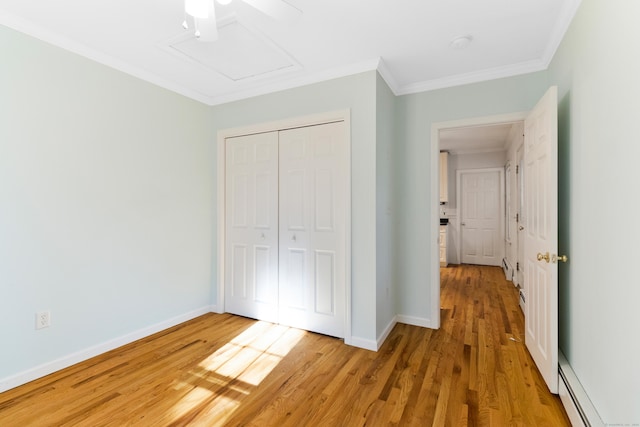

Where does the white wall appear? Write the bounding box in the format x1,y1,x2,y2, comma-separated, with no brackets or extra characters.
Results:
548,0,640,422
0,25,214,383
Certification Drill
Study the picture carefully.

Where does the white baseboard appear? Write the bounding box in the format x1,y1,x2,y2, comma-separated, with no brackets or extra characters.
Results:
396,314,432,328
558,351,604,427
0,305,214,393
376,316,398,350
346,335,378,351
348,314,433,352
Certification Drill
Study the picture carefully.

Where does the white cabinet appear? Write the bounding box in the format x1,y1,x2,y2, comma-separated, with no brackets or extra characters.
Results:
440,151,448,203
439,225,448,267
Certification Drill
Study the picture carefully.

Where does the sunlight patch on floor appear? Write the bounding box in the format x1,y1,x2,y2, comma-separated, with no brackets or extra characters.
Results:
169,386,214,420
169,320,306,424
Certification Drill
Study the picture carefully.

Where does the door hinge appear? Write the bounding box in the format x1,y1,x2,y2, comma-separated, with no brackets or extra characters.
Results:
516,262,520,271
516,165,519,174
516,213,519,223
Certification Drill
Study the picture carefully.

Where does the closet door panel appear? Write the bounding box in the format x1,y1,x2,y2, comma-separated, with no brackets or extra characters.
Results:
230,244,247,298
284,169,306,230
284,248,306,309
225,132,279,322
279,122,346,338
314,250,335,315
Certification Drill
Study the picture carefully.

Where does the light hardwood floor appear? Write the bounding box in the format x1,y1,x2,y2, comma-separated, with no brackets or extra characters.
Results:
0,265,569,426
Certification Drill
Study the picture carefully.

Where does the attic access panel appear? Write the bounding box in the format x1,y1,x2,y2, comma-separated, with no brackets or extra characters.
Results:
161,17,301,82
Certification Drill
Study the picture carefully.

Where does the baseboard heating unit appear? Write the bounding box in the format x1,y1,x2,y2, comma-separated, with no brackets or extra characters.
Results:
502,258,514,282
558,351,604,427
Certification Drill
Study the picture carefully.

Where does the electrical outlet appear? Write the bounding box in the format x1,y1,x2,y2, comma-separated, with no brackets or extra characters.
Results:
36,310,51,329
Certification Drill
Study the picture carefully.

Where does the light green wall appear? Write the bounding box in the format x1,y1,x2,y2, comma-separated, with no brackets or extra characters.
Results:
548,0,640,422
0,20,549,380
4,4,638,421
0,25,214,378
375,73,397,337
394,73,549,322
210,72,378,342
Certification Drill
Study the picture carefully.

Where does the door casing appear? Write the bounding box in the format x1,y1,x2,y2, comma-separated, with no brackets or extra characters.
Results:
431,112,527,329
431,100,558,394
216,109,353,345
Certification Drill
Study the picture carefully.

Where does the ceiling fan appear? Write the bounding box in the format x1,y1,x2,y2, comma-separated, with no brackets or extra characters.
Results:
183,0,301,42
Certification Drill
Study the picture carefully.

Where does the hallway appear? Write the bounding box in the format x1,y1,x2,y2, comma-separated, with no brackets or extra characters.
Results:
437,264,569,424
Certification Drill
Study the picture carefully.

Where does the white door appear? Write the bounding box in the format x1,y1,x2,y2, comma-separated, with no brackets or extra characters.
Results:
516,144,525,288
225,132,279,323
524,86,558,394
460,169,503,266
278,122,347,338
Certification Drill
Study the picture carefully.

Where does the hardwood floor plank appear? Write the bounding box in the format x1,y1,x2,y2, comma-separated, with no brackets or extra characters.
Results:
0,265,570,426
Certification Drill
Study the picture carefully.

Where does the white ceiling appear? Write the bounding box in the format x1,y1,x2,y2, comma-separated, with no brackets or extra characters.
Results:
440,123,516,155
0,0,581,106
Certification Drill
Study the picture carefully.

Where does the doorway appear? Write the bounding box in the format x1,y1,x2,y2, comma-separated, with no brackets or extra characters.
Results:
432,86,559,394
458,168,504,266
430,112,527,329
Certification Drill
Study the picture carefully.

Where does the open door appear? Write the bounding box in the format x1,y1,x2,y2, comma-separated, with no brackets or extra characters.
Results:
516,144,525,290
523,86,559,393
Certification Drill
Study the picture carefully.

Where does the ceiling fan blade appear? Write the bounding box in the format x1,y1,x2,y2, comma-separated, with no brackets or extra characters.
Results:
242,0,302,22
185,0,212,19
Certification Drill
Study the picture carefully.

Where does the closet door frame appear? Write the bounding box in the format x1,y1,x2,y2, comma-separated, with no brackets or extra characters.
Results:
215,109,352,345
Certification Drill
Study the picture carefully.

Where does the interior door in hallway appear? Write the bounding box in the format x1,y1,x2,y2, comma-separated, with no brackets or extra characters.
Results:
278,122,347,338
516,144,525,288
524,86,559,394
225,132,279,323
459,169,503,266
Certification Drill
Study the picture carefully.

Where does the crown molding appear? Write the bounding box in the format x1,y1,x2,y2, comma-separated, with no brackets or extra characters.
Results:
206,58,381,106
375,57,401,95
2,0,582,106
395,58,548,96
541,0,582,68
208,56,411,106
393,0,582,96
0,10,214,105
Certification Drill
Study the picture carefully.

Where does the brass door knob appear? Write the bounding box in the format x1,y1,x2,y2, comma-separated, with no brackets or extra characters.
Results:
551,254,569,263
519,226,524,231
537,252,550,263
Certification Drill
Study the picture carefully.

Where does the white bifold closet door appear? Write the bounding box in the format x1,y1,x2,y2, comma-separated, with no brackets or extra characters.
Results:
224,121,346,338
278,122,347,338
225,131,279,323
